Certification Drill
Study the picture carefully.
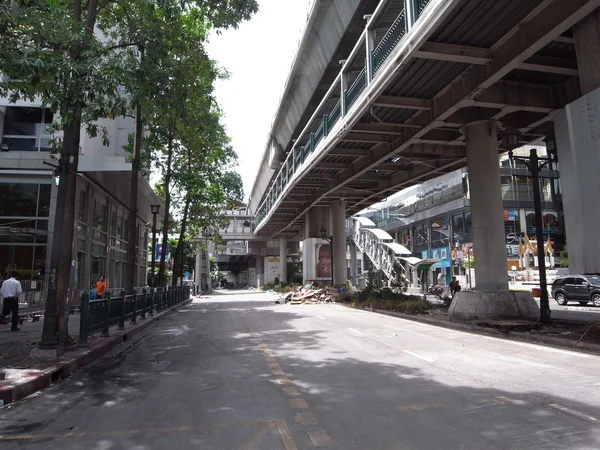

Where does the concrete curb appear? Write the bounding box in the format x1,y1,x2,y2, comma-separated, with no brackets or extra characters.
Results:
0,297,194,407
343,304,600,355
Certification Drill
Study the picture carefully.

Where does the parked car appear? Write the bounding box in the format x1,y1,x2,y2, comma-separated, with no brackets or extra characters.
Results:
551,275,600,306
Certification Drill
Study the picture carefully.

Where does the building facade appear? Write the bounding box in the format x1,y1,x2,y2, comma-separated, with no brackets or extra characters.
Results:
0,95,165,298
364,144,564,287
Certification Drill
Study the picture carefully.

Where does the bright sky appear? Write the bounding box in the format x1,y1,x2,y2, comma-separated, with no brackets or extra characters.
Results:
206,0,313,202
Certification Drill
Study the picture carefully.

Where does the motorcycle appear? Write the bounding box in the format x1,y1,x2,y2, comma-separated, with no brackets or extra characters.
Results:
427,285,445,298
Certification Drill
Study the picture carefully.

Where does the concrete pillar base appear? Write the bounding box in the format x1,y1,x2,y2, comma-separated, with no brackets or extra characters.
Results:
448,291,539,322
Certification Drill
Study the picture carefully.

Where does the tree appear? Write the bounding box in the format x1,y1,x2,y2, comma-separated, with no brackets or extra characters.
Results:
0,0,258,347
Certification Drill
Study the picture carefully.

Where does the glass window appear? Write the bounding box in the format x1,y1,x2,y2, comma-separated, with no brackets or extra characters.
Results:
3,107,43,135
94,200,107,231
78,190,87,222
38,185,50,217
2,107,54,152
1,137,37,152
430,217,449,247
464,212,472,234
0,183,42,217
453,213,464,237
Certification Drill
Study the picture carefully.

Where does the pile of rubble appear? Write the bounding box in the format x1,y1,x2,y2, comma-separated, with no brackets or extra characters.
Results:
277,285,340,305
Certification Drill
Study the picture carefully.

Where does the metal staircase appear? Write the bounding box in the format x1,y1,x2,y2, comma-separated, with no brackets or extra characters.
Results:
350,217,412,281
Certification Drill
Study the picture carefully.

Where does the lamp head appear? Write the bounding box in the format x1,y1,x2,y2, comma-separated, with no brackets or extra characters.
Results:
319,227,327,240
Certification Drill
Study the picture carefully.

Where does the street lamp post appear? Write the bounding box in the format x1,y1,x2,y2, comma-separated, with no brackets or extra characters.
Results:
150,205,160,287
505,131,554,324
319,227,334,285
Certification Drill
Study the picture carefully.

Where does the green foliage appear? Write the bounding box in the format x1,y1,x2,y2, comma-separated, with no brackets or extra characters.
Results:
463,256,475,269
390,262,408,293
351,296,431,315
560,245,569,268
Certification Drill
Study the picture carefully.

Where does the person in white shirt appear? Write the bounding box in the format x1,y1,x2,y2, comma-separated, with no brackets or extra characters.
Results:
0,271,23,331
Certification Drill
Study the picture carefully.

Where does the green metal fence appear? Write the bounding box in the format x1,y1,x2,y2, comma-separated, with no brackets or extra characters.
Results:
372,9,408,77
78,286,191,348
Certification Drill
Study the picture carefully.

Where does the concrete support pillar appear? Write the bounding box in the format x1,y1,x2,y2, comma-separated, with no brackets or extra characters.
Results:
551,12,600,274
463,121,507,291
350,244,358,286
279,237,288,283
331,200,346,286
256,257,264,288
574,8,600,95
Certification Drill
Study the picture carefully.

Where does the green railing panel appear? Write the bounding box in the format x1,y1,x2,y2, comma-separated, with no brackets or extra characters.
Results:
314,121,325,147
109,295,122,325
88,299,106,333
329,100,342,130
345,67,367,111
413,0,430,19
372,9,407,77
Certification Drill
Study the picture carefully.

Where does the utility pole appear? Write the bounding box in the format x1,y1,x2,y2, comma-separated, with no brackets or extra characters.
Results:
509,146,554,324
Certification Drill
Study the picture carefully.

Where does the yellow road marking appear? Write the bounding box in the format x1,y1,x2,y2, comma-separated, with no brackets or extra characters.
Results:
394,403,443,412
237,421,276,450
307,430,334,447
269,363,281,369
294,412,318,425
0,419,281,441
272,369,285,375
275,419,298,450
276,377,292,384
288,398,308,409
282,387,299,396
265,356,276,362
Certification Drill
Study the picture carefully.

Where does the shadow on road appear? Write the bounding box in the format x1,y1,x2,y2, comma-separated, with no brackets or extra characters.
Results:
0,295,598,449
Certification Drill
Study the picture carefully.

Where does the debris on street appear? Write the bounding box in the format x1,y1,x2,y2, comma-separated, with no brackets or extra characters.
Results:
277,285,340,305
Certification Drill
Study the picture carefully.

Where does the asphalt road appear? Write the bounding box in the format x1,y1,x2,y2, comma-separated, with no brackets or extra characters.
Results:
1,290,600,449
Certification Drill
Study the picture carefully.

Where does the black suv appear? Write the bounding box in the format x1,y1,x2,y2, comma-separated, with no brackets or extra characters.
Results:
551,275,600,306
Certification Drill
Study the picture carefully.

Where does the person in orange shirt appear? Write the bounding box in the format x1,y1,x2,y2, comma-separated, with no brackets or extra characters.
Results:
95,275,107,299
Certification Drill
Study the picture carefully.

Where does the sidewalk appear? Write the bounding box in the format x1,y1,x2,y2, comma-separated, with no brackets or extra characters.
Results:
0,296,195,407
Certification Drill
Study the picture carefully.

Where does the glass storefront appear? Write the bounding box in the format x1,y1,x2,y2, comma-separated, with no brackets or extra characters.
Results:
0,182,50,280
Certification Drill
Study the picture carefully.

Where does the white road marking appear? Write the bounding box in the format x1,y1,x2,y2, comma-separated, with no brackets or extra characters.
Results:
347,328,365,335
548,403,599,423
480,336,591,358
317,316,326,320
403,350,435,363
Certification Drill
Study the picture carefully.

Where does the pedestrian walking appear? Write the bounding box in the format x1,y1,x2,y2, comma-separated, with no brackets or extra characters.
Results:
95,275,107,299
0,271,23,331
449,276,461,299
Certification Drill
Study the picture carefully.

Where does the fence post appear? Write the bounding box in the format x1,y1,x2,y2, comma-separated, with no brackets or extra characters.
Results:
156,288,161,312
141,288,147,319
102,292,111,337
118,290,126,330
149,288,155,316
130,291,138,324
167,288,171,306
77,292,90,348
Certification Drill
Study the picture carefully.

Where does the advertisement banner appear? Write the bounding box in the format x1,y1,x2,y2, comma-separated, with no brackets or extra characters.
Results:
265,257,281,284
315,243,332,280
153,244,170,262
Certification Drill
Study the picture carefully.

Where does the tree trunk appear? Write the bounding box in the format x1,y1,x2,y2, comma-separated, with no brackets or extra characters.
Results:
56,118,81,347
158,129,174,286
172,197,191,288
125,100,143,294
